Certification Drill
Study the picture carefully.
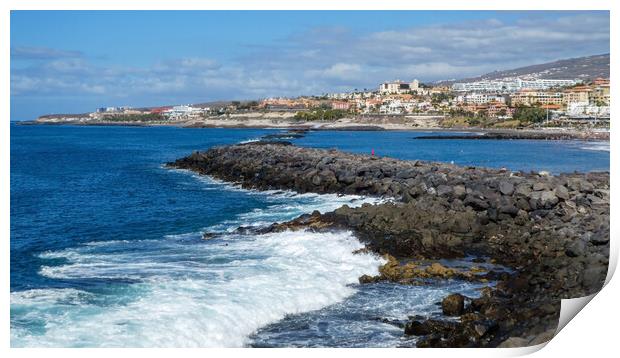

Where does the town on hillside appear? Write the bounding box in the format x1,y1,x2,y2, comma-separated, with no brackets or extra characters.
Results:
36,76,610,130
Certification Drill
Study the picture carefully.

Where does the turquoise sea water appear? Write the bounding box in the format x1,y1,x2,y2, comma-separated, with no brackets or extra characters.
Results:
10,124,609,347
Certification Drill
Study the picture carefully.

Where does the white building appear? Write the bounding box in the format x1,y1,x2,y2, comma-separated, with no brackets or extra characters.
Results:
518,78,581,90
456,93,506,104
379,79,420,94
567,102,610,118
379,100,420,114
164,105,202,119
452,78,581,93
452,81,513,92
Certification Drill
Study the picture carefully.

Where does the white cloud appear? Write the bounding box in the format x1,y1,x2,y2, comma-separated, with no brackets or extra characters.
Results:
11,46,82,59
309,63,363,81
11,12,609,107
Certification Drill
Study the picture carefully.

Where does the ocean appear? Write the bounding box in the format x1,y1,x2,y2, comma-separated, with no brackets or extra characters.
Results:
10,124,610,347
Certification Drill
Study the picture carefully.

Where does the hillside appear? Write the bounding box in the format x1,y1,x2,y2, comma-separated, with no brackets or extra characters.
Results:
439,53,609,84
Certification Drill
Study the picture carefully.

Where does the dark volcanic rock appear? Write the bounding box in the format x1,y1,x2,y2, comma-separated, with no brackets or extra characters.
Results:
415,131,609,141
499,180,514,196
442,293,466,316
167,142,609,347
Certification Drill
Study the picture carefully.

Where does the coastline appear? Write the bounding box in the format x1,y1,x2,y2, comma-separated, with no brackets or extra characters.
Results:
10,123,610,347
168,142,609,347
17,117,610,141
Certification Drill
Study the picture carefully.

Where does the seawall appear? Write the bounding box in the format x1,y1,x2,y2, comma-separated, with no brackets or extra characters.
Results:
168,142,609,347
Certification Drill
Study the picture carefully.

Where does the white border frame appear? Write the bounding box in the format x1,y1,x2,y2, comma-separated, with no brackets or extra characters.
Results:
2,1,616,357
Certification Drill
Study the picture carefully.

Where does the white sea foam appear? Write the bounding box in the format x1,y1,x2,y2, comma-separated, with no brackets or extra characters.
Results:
205,193,383,233
169,167,386,232
580,141,610,152
11,288,95,305
13,230,383,347
238,138,261,144
12,165,389,347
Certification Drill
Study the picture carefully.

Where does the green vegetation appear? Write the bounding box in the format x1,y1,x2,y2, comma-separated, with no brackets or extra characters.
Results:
493,119,521,128
512,106,547,124
593,100,608,107
445,105,554,128
235,101,259,110
442,115,524,129
441,116,480,128
102,113,165,122
467,117,481,126
448,108,476,118
431,92,451,104
444,108,523,129
294,109,348,121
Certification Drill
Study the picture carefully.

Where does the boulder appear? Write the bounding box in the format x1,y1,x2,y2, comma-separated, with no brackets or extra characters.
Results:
464,195,489,211
499,181,514,195
378,254,401,281
453,185,467,200
202,232,217,240
404,320,430,336
514,183,532,197
395,168,417,179
554,185,570,200
529,190,558,210
540,190,559,209
358,274,378,284
442,293,465,316
436,185,453,197
426,262,455,278
565,240,586,257
532,182,549,191
589,234,610,246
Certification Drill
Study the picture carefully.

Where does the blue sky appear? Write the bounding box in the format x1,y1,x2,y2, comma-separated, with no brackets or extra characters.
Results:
11,10,609,120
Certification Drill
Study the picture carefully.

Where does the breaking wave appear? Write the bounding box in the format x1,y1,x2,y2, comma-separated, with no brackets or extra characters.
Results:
11,169,385,347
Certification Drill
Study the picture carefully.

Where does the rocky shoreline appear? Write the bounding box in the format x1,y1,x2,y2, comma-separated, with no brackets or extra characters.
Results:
167,143,609,347
416,130,609,141
19,119,610,141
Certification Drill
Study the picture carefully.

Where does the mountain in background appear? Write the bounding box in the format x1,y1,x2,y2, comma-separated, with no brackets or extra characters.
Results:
437,53,609,85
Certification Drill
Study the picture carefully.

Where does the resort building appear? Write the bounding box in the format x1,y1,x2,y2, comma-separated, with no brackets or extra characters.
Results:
486,103,515,118
563,86,592,106
331,101,353,110
164,105,202,119
510,90,564,107
456,93,506,105
590,83,610,106
379,79,420,94
517,78,581,90
452,81,516,92
567,102,610,117
452,78,581,93
593,78,610,86
378,99,421,115
150,106,173,114
96,106,132,113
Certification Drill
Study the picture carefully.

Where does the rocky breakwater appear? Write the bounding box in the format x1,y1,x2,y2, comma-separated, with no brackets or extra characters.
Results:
416,130,610,141
168,143,609,347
